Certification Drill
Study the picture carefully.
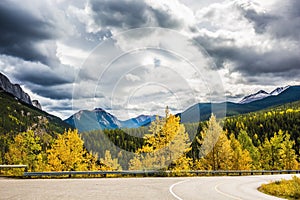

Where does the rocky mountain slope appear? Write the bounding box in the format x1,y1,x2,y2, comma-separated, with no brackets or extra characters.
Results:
0,72,42,110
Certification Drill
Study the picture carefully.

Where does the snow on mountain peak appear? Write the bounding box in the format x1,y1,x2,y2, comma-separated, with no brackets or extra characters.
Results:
270,86,290,96
239,86,290,104
239,90,270,104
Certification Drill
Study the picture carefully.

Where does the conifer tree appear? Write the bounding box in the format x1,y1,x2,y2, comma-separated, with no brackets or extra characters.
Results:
237,130,260,169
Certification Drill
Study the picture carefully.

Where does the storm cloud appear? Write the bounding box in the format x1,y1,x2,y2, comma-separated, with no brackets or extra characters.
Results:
87,0,186,31
0,0,299,119
194,0,300,80
240,0,300,40
0,1,58,65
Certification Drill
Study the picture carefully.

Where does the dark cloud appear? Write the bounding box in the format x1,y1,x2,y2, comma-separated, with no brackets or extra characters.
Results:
0,0,299,118
0,1,58,65
14,70,72,87
0,55,74,87
32,85,73,100
195,34,300,78
89,0,182,29
241,8,278,34
239,0,300,40
269,0,300,40
150,7,182,28
47,104,73,112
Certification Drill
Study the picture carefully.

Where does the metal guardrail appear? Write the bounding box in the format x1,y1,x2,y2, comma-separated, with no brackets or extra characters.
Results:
24,170,158,177
0,165,28,175
0,165,28,171
23,170,300,178
2,165,299,177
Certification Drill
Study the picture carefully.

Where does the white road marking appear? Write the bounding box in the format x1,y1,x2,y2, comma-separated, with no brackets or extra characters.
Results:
169,180,189,200
214,182,243,200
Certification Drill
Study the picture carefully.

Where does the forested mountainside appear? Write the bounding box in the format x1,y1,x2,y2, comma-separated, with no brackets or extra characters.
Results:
81,101,300,170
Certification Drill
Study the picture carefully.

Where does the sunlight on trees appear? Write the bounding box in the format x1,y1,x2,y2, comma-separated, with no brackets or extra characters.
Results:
230,133,252,170
129,107,191,170
100,150,122,171
259,130,298,170
5,130,46,172
3,101,300,176
47,129,98,171
196,115,233,170
237,130,260,169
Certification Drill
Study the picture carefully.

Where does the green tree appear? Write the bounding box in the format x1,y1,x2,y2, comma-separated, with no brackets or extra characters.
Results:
237,130,260,169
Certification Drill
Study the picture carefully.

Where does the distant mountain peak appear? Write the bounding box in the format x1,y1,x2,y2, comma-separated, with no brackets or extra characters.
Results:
239,86,290,104
270,85,290,96
94,108,105,112
64,108,157,132
239,90,270,104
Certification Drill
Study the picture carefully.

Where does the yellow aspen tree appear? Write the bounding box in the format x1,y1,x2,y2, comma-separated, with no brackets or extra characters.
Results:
171,155,193,175
129,107,190,170
260,130,298,170
128,155,143,170
47,129,97,171
280,132,298,170
230,133,252,170
259,138,273,170
5,130,46,173
238,130,260,169
197,115,233,170
100,150,122,171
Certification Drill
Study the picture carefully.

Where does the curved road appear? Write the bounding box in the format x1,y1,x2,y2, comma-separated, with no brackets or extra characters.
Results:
0,174,298,199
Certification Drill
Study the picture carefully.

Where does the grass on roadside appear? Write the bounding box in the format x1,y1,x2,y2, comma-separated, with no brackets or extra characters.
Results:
258,176,300,200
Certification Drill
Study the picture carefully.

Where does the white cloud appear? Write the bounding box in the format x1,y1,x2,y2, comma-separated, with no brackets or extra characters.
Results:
125,73,141,82
56,42,90,68
1,0,299,120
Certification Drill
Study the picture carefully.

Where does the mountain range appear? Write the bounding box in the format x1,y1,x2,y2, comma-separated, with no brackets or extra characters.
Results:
239,86,290,104
179,85,300,123
1,72,300,133
64,108,157,132
64,85,300,132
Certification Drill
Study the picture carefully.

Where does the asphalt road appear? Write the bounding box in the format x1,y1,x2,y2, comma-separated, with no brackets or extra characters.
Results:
0,174,298,200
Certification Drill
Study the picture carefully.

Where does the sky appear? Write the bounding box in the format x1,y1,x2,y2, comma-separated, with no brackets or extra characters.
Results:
0,0,300,120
